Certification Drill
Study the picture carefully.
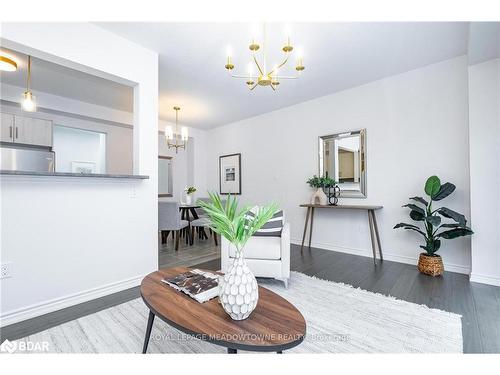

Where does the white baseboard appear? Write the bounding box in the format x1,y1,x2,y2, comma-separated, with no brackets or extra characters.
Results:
291,239,471,275
0,275,144,327
470,273,500,287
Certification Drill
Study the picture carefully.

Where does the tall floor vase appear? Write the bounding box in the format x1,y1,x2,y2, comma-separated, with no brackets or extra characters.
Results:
219,250,259,320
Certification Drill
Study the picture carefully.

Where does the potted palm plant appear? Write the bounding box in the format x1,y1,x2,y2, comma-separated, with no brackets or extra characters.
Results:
198,192,277,320
394,176,473,276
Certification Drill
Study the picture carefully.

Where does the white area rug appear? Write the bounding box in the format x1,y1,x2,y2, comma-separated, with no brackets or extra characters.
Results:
15,272,462,353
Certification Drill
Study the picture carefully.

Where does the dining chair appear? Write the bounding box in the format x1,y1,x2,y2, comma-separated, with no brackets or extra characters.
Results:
159,202,191,250
190,198,226,245
190,217,218,246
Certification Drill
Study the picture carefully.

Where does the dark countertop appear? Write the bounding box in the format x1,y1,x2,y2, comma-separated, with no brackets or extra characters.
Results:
0,170,149,179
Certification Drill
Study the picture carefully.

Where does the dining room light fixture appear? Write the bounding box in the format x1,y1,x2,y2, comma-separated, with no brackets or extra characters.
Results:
0,55,17,72
21,55,37,112
224,23,305,91
165,106,188,153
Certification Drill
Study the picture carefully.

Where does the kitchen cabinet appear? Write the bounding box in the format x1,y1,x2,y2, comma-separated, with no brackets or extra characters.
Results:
0,112,53,147
0,113,15,142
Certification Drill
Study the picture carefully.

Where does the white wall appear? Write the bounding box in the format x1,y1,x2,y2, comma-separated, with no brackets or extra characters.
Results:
0,23,158,325
468,58,500,286
53,125,106,174
207,56,472,273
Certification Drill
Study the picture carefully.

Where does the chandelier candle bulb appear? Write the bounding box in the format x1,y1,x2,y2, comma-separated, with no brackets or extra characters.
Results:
181,127,189,142
165,125,174,140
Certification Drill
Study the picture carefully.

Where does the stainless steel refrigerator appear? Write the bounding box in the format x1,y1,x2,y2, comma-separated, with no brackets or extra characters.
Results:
1,146,55,172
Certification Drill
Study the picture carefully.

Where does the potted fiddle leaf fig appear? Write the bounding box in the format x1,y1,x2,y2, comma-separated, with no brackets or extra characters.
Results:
394,176,473,276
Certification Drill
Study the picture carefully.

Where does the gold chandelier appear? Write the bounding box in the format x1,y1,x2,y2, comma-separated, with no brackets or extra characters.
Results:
224,24,305,91
165,106,188,153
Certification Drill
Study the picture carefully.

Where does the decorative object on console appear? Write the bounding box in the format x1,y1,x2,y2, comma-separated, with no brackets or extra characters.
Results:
165,106,188,153
184,186,197,205
219,153,241,195
327,185,341,205
198,192,278,320
224,23,305,91
307,175,336,205
394,175,473,276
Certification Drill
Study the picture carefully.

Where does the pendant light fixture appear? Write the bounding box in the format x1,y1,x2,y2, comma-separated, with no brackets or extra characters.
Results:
165,106,188,153
224,23,305,91
21,55,37,112
0,55,17,72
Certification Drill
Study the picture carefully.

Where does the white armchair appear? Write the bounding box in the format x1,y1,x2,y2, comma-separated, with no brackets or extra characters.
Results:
221,221,290,288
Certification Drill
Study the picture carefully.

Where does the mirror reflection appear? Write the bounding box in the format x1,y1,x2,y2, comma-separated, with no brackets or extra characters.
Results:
158,156,173,197
319,129,366,198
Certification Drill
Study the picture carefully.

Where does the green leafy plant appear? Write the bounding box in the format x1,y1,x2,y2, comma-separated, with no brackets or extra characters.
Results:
185,186,197,195
197,192,278,252
307,175,337,189
394,176,473,256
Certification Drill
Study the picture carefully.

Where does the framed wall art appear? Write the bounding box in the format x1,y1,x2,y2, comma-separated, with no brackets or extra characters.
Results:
219,153,241,195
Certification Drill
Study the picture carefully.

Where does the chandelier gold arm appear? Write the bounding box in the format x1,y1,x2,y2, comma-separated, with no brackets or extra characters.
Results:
267,52,291,77
252,54,264,76
273,75,301,79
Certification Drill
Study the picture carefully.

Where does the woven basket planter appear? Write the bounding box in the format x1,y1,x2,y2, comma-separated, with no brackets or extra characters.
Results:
418,253,444,276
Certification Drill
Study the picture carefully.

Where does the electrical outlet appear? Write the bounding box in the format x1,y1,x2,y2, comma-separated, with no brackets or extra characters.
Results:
1,262,13,279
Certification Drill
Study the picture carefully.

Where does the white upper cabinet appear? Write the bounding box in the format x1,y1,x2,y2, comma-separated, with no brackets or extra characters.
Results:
14,116,53,147
0,113,15,142
0,113,53,147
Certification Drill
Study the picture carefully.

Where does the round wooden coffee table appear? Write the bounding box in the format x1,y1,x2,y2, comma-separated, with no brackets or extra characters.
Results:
141,267,306,353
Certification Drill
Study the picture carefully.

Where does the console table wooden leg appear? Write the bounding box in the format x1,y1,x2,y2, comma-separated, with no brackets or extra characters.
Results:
367,210,377,265
308,207,315,250
300,207,311,254
142,310,155,354
371,210,383,261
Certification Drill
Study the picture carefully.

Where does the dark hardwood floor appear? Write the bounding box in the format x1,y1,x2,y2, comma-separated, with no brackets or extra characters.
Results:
195,245,500,354
2,244,499,353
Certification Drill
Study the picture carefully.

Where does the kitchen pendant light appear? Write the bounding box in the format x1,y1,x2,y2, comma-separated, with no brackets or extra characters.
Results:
21,55,37,112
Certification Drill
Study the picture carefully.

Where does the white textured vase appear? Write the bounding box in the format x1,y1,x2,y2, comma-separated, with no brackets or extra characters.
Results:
311,187,328,205
185,194,192,205
219,251,259,320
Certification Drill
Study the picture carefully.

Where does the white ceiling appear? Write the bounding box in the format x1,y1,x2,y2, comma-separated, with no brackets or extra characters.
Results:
0,48,133,111
2,23,472,129
97,22,470,129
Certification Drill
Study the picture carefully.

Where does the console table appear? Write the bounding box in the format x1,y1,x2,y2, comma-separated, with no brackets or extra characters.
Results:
300,204,384,264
